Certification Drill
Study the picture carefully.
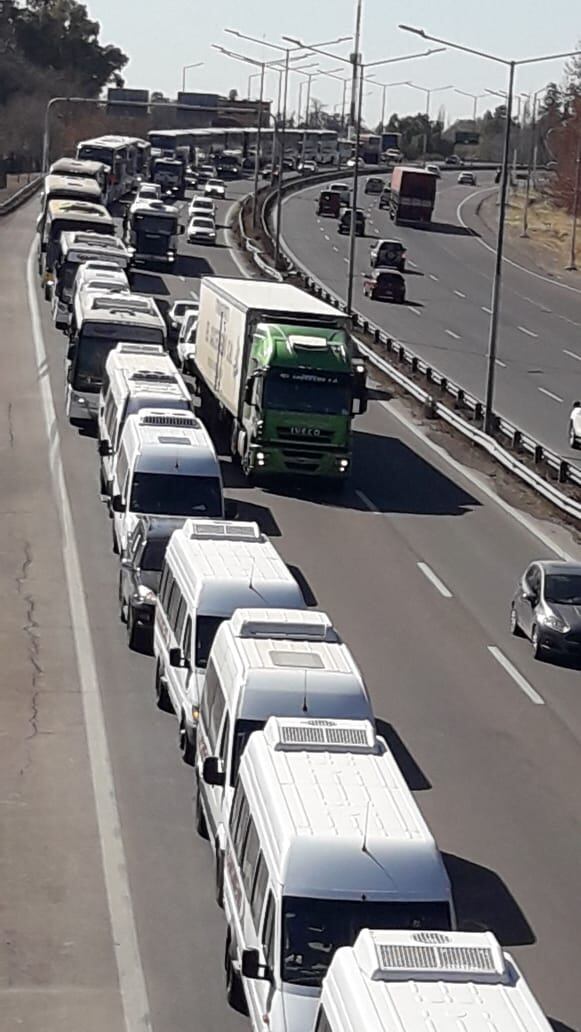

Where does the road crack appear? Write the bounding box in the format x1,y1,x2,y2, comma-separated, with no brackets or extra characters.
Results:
7,402,14,449
15,542,42,755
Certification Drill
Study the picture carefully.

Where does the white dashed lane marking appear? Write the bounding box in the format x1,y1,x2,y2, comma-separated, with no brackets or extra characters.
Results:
518,325,538,338
488,647,544,705
538,387,563,403
445,329,461,339
454,290,466,298
417,562,453,598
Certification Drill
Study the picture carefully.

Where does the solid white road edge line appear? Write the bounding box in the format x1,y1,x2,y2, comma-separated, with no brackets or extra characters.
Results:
417,562,453,598
26,243,153,1032
487,646,545,705
377,400,577,562
456,188,581,296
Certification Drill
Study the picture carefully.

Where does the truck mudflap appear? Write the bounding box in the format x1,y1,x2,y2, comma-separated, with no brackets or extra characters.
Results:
247,443,351,478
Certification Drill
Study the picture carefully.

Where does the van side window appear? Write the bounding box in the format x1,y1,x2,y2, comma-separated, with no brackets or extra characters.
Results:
250,851,268,927
203,660,225,748
182,617,192,664
167,581,182,631
158,565,171,610
314,1007,332,1032
104,393,116,439
233,796,250,861
218,712,230,770
229,780,244,835
175,595,187,641
241,819,259,897
262,891,275,973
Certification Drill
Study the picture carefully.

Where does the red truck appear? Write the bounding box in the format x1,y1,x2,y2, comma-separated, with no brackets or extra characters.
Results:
389,166,437,225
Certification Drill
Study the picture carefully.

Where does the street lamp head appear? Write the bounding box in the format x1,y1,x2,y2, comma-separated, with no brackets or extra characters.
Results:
399,25,426,37
224,28,241,38
282,36,303,48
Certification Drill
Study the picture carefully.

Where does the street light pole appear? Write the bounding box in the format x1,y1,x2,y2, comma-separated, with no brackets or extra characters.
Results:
252,63,266,229
522,90,544,237
348,0,363,138
484,60,514,433
567,130,581,271
181,62,203,92
274,48,290,268
347,61,365,313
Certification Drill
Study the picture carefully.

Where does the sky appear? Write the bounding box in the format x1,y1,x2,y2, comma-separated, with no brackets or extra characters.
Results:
86,0,581,126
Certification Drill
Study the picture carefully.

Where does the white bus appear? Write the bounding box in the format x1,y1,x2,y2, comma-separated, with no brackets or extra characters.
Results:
76,135,141,200
66,292,166,423
318,130,339,165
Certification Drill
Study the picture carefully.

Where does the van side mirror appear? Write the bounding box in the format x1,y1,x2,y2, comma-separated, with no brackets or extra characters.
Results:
111,494,124,513
169,646,185,668
244,378,254,406
241,948,269,981
179,224,185,235
98,439,112,457
203,756,225,787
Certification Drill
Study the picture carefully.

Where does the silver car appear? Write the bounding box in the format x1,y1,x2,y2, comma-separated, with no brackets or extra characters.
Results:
511,560,581,659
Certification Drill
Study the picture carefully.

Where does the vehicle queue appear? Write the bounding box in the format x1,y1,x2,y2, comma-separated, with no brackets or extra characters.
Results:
34,131,562,1032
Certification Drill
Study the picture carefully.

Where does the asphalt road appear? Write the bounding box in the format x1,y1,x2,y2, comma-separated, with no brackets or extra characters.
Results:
280,171,581,458
2,176,581,1032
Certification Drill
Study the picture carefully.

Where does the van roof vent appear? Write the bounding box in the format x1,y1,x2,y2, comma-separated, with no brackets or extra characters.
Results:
374,937,507,984
233,612,334,642
187,520,260,543
116,343,164,355
91,295,152,313
140,413,198,428
157,435,192,446
129,369,176,384
266,718,376,753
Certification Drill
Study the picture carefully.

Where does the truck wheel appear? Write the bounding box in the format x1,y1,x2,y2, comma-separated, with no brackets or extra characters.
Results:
225,940,247,1014
155,660,172,712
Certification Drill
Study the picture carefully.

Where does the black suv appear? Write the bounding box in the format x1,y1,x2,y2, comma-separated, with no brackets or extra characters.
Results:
119,515,185,650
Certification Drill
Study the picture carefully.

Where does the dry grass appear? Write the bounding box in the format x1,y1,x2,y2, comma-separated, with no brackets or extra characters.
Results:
505,188,575,265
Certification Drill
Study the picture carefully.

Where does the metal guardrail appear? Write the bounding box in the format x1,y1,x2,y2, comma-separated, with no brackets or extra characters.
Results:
0,176,42,216
250,170,581,522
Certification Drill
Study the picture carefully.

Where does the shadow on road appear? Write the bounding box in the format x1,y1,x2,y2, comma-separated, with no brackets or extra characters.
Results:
350,429,480,516
408,220,479,237
445,853,535,946
175,254,214,278
287,564,318,607
376,719,431,791
550,1021,579,1032
129,271,171,296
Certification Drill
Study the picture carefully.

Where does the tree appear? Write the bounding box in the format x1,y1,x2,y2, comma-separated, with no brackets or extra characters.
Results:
564,43,581,99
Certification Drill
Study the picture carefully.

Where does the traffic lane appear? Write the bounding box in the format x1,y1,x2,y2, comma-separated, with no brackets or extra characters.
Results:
1,203,127,1032
355,396,581,745
221,405,581,1026
32,215,248,1032
282,187,579,454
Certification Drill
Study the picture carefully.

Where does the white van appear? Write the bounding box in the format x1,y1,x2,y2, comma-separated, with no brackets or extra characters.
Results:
316,929,553,1032
195,608,375,898
69,262,131,326
111,410,224,555
98,343,192,496
222,717,455,1024
154,523,305,764
51,231,130,329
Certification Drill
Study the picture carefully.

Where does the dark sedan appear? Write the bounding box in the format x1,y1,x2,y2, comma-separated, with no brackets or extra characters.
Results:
119,515,184,650
511,560,581,659
363,269,406,303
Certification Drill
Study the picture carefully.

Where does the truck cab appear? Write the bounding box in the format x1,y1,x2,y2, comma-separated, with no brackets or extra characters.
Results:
125,199,183,266
151,157,185,199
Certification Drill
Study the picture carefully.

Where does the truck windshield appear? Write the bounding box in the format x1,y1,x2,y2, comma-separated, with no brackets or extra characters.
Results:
134,215,176,234
281,897,452,987
129,473,223,519
264,372,351,416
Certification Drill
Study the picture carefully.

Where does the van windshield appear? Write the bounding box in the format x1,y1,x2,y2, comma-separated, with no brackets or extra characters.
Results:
73,337,117,391
129,473,223,519
281,897,452,987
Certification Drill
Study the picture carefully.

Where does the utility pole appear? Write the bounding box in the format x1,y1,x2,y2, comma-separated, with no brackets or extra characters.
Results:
349,0,363,138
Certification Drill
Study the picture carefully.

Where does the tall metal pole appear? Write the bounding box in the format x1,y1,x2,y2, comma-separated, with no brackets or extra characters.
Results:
424,89,430,156
301,75,313,167
346,61,364,314
252,63,265,229
349,0,363,138
380,84,386,133
473,95,477,122
341,79,348,133
521,93,537,237
566,130,581,271
484,60,515,434
274,49,290,268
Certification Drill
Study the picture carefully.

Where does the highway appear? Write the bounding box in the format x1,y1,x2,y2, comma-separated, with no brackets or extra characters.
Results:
280,171,581,457
2,178,581,1032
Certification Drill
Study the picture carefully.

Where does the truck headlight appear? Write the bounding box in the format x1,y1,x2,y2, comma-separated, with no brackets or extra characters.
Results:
337,458,350,471
255,420,264,440
191,706,199,723
256,451,266,466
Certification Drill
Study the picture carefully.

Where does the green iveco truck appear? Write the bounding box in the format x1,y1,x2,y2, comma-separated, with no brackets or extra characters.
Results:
194,278,367,482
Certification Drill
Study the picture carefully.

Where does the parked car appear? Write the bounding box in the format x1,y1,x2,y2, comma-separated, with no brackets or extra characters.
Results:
458,170,477,185
369,238,406,271
511,560,581,659
365,176,384,195
338,209,365,236
363,269,406,303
